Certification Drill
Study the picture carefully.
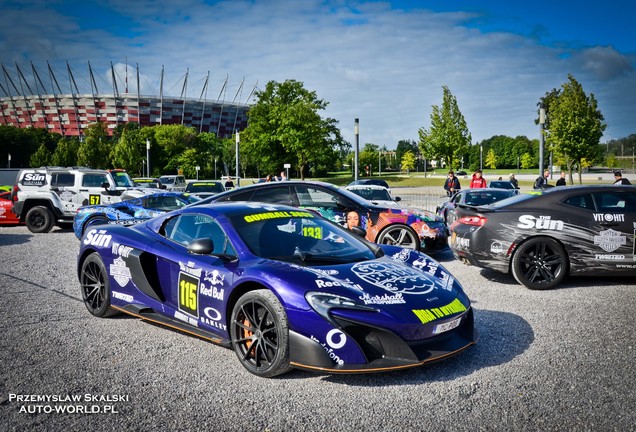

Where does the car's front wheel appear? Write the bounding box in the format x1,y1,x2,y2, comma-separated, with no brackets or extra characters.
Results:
79,253,117,317
230,290,291,377
25,205,54,233
511,237,568,290
376,224,420,250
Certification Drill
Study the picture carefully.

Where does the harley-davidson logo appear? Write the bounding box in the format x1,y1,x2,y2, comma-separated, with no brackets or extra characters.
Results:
109,256,132,287
593,229,626,253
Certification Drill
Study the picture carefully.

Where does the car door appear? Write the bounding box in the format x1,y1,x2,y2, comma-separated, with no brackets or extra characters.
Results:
589,190,636,270
77,172,120,207
156,213,237,335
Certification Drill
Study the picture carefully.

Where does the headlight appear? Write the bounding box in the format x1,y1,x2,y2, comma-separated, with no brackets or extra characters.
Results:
305,292,378,324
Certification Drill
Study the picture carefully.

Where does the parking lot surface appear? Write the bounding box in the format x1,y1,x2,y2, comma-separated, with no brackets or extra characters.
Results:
1,225,634,431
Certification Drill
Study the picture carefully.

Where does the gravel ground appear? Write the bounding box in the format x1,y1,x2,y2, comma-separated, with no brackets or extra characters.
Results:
1,225,635,432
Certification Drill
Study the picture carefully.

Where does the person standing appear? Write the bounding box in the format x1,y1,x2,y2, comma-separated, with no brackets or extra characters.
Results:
613,170,632,185
509,173,519,189
534,170,551,189
555,172,567,186
224,176,235,189
469,169,486,188
443,171,461,197
277,171,288,181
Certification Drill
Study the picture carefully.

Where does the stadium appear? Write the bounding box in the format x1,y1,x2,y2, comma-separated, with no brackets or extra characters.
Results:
0,62,251,138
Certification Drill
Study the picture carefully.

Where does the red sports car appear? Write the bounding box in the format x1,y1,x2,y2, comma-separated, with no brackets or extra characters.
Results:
0,189,21,225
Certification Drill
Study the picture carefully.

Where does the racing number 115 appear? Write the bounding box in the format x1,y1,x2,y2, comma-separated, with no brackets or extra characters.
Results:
178,273,198,316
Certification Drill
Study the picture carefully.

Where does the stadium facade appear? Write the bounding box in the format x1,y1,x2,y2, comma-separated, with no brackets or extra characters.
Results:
0,62,251,138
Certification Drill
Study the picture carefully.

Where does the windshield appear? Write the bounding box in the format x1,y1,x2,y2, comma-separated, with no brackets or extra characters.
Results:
159,176,175,184
230,211,376,264
464,190,516,206
186,182,225,193
111,171,135,187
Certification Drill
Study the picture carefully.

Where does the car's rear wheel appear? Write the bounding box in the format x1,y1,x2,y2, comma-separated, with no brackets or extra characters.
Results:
25,205,54,233
83,215,110,236
230,290,291,377
376,224,420,250
79,253,117,317
511,237,568,290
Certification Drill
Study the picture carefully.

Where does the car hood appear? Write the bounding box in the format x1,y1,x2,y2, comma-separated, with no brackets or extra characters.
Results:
252,248,465,311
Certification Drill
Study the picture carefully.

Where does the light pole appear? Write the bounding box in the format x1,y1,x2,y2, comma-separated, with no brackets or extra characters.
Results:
196,165,200,180
479,144,483,171
378,151,381,177
146,139,151,177
214,158,218,180
354,118,359,181
539,103,546,176
7,153,11,168
235,132,240,187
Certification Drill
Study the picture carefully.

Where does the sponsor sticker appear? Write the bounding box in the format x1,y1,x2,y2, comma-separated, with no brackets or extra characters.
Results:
109,257,132,287
517,215,564,231
594,229,626,253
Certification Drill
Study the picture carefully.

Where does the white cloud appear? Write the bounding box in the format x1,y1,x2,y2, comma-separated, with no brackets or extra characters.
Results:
1,0,634,147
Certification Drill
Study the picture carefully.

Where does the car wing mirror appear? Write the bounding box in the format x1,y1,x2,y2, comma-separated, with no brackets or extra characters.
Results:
101,182,110,189
394,196,401,202
188,237,214,255
350,226,367,238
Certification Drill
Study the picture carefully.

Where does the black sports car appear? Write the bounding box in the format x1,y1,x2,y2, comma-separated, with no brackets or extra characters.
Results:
449,185,636,289
196,181,448,252
436,188,518,224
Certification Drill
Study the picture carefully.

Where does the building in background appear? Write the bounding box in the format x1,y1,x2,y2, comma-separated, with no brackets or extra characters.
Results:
0,62,252,138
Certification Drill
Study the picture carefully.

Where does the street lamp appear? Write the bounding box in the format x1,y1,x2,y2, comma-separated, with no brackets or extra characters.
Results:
214,157,218,180
146,139,151,177
354,118,360,181
195,165,200,180
7,153,11,168
539,103,546,176
235,132,240,187
479,143,483,171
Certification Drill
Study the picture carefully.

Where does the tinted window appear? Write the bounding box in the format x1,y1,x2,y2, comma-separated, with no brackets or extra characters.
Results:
162,213,234,255
296,186,346,209
51,173,75,187
82,174,108,187
249,186,293,205
592,192,636,212
563,194,594,209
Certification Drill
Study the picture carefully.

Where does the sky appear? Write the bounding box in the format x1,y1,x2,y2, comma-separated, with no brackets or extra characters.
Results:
0,0,634,149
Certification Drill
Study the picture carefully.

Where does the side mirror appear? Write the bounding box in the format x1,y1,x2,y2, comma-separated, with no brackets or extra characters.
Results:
394,196,401,202
101,182,110,189
188,237,214,255
350,226,367,238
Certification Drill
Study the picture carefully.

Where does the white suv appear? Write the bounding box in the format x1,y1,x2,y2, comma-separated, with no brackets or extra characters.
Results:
158,175,187,191
12,167,145,233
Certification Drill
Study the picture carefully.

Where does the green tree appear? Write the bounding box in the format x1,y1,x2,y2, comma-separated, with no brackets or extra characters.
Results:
110,123,144,174
521,153,534,170
485,148,497,169
401,151,416,174
30,143,52,167
419,86,472,169
242,80,346,180
543,75,606,184
359,143,380,176
51,137,80,167
77,122,111,168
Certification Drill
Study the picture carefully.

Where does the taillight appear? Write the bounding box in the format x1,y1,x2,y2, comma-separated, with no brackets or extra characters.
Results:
457,215,487,226
11,185,19,202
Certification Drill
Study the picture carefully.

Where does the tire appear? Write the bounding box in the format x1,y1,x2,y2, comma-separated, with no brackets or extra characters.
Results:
83,215,110,236
79,253,117,317
25,205,54,233
230,290,291,378
376,224,420,250
511,237,568,290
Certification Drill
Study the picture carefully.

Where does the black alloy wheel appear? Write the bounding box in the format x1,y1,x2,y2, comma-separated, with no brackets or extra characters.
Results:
511,237,568,290
230,290,290,378
80,253,117,317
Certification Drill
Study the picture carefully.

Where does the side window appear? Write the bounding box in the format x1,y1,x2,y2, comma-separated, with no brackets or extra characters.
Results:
563,194,593,209
161,214,235,255
250,187,292,205
82,174,108,188
296,186,346,209
225,190,255,202
592,192,636,212
51,173,75,187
